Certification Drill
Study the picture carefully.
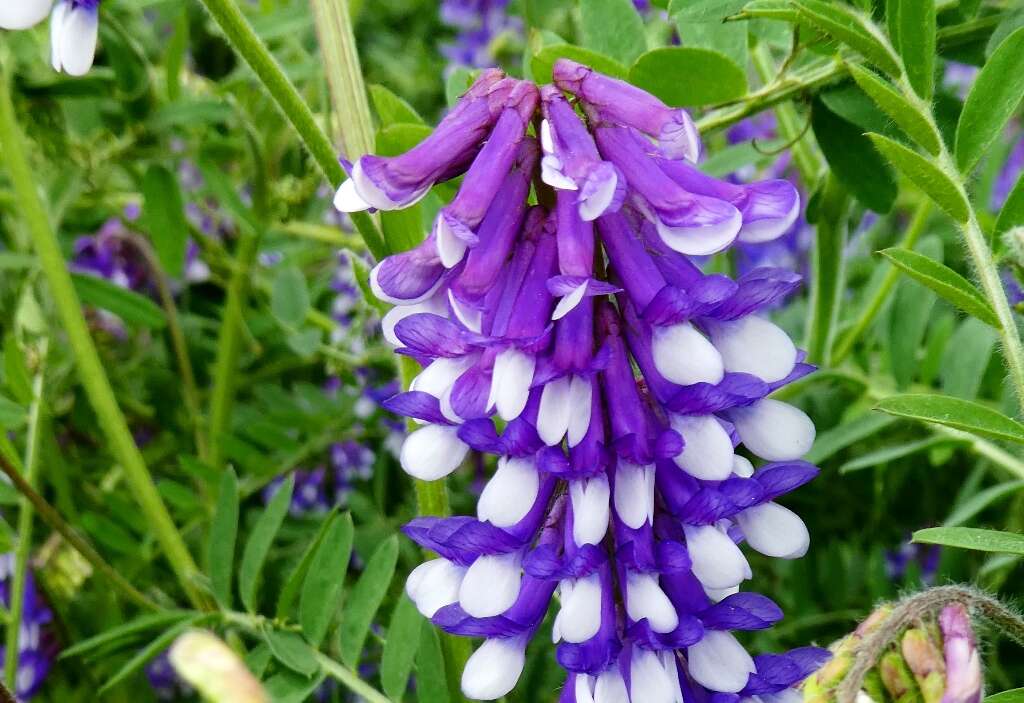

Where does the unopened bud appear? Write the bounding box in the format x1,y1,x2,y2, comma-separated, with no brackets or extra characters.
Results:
902,627,945,703
879,650,920,703
168,630,268,703
939,604,982,703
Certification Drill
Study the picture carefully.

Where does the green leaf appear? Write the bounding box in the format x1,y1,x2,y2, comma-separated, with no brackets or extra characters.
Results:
4,332,32,404
986,689,1024,703
811,99,897,213
793,0,901,75
381,595,423,700
838,436,957,473
847,65,940,155
142,165,189,278
946,481,1024,528
207,468,239,608
580,0,648,64
868,134,970,222
276,508,340,619
955,26,1024,173
888,244,937,388
239,476,294,613
994,171,1024,238
99,619,199,693
734,0,799,22
806,411,898,464
375,123,433,157
415,622,450,703
338,535,399,668
61,611,196,659
895,0,935,100
0,394,26,431
263,628,320,677
628,47,747,107
913,526,1024,555
271,266,310,328
286,328,321,357
672,1,748,71
369,84,424,127
381,205,427,254
71,273,166,330
670,0,748,22
530,44,630,84
264,671,327,703
878,248,999,327
300,512,355,646
445,67,477,107
940,318,997,399
165,8,188,101
875,394,1024,444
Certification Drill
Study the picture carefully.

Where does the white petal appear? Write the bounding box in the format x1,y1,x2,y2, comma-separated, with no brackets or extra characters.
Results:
732,454,755,478
630,649,677,703
537,376,572,446
448,289,483,333
410,356,475,399
477,457,539,528
488,348,535,421
381,296,448,346
684,524,751,590
594,670,629,703
731,400,815,461
49,0,68,70
541,155,579,191
570,475,610,546
334,179,373,213
575,675,597,703
0,0,53,29
702,584,740,602
654,207,742,257
552,282,588,321
540,119,555,154
369,260,444,306
461,637,527,701
579,171,619,222
659,650,685,703
566,375,593,447
626,572,678,633
558,574,602,643
687,631,756,693
707,316,797,383
736,502,809,559
435,215,468,268
53,4,98,76
400,424,468,481
351,159,428,211
613,462,654,529
670,415,734,480
652,323,724,386
459,552,522,618
406,559,465,617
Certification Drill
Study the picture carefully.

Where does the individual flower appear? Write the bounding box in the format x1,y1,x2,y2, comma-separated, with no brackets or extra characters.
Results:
0,554,59,700
347,62,824,702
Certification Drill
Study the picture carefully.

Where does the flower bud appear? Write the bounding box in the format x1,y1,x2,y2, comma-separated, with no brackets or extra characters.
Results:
168,630,268,703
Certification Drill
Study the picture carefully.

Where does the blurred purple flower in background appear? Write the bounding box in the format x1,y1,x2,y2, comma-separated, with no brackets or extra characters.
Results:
439,0,522,72
886,538,941,585
0,555,58,700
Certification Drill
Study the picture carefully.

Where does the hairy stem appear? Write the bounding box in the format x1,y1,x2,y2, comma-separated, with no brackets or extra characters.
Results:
0,55,210,611
196,0,386,258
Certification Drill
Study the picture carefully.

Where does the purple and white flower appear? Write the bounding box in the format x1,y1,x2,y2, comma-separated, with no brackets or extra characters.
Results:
50,0,100,76
352,61,824,702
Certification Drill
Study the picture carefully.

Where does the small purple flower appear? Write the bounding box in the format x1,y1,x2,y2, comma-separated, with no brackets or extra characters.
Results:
146,650,192,701
263,468,330,517
886,537,941,585
440,0,523,73
0,555,58,700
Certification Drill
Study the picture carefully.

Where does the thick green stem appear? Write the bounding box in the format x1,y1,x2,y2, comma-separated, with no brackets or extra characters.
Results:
0,56,209,611
196,0,387,259
832,199,932,364
207,230,261,470
5,345,46,691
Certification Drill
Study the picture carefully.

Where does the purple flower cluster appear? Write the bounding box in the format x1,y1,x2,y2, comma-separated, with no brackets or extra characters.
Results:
439,0,522,72
0,0,100,76
336,63,824,701
0,555,57,700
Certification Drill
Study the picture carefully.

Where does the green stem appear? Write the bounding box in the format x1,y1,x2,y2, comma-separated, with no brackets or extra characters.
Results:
0,55,209,611
803,173,850,363
207,230,261,470
315,652,392,703
195,0,387,259
5,344,46,691
832,199,932,364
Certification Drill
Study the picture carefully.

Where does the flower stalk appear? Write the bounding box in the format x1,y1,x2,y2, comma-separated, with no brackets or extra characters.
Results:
0,53,210,611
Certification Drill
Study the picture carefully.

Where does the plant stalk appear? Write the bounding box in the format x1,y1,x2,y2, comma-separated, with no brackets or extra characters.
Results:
0,55,209,611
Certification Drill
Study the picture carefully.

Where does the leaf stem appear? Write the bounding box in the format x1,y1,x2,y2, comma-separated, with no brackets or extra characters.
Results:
0,54,210,611
315,652,393,703
832,199,932,364
195,0,387,258
4,342,46,691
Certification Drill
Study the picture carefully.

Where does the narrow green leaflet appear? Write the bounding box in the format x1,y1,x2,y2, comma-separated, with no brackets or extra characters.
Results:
300,512,355,646
415,622,450,703
338,535,399,668
380,595,423,700
838,436,956,474
945,481,1024,528
895,0,935,100
805,412,898,464
368,84,424,127
875,394,1024,444
847,65,940,155
913,526,1024,555
99,619,200,693
878,248,999,327
868,134,970,223
239,476,294,613
263,628,320,677
734,0,798,22
3,335,33,403
940,318,997,400
793,0,901,76
142,164,188,277
0,395,26,431
986,689,1024,703
60,611,196,660
207,468,239,608
71,273,166,330
580,0,648,65
629,48,746,107
530,45,629,84
994,172,1024,238
271,266,311,328
276,508,340,618
264,671,328,703
955,26,1024,173
376,124,432,156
